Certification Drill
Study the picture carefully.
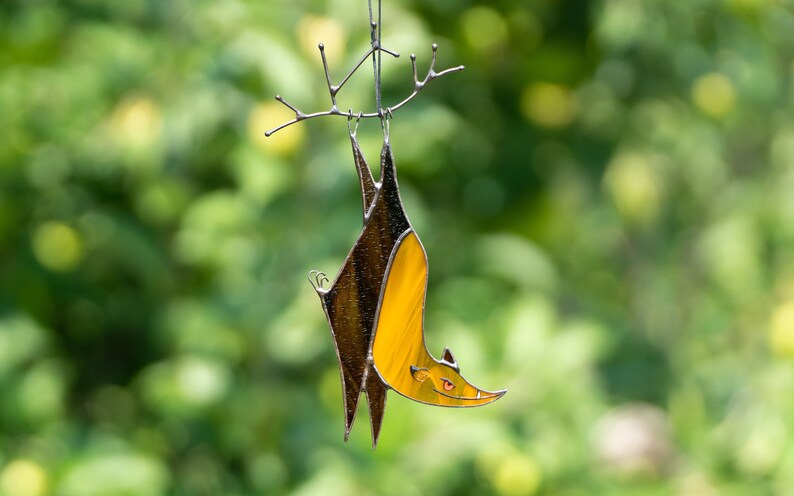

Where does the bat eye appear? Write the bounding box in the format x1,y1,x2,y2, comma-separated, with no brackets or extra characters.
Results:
442,379,455,391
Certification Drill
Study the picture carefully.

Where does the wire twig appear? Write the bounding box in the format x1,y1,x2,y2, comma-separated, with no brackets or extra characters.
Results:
265,43,464,137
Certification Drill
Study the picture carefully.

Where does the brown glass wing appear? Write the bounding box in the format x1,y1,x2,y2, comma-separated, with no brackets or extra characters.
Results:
316,138,410,447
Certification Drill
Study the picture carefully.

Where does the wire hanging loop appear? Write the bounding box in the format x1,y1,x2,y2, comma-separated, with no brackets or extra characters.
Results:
380,107,393,142
264,42,465,137
348,109,363,137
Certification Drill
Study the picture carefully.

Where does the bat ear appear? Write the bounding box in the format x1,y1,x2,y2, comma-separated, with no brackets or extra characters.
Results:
441,348,459,371
410,365,430,382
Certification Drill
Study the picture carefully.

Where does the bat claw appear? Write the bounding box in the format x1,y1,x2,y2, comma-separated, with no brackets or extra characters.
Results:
308,270,330,293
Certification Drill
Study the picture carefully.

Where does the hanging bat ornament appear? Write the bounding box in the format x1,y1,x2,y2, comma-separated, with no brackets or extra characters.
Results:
267,12,505,448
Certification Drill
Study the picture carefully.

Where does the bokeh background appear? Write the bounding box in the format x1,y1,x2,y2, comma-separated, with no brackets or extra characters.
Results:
3,0,794,494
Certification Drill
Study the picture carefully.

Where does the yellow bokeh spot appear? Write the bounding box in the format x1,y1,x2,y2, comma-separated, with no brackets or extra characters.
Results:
32,222,84,272
249,102,305,156
175,356,230,406
604,152,662,225
692,73,736,118
770,300,794,358
109,96,162,148
493,454,542,496
297,15,346,67
461,7,508,52
0,459,48,496
521,83,577,128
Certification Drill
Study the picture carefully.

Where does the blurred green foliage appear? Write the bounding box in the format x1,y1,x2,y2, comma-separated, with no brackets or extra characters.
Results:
2,0,794,494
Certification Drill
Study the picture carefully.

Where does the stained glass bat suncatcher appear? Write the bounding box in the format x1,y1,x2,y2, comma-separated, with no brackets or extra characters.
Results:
308,123,506,447
266,10,506,449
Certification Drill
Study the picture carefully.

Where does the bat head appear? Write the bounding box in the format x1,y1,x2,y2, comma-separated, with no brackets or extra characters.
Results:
408,348,506,407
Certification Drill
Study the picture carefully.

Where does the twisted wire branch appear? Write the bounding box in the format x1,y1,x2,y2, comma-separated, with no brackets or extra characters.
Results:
265,42,464,137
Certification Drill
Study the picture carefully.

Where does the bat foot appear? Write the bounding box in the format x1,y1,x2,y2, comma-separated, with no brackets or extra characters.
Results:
307,270,330,294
